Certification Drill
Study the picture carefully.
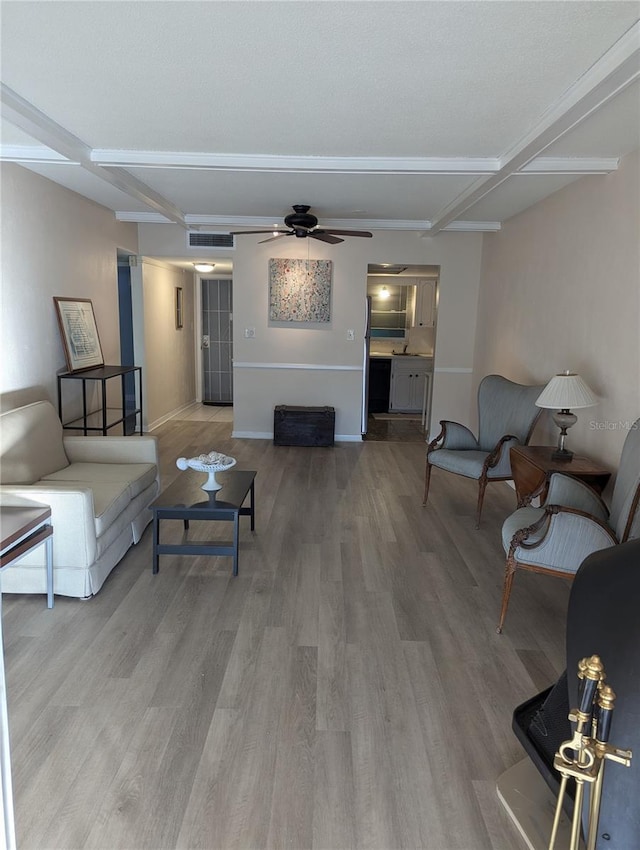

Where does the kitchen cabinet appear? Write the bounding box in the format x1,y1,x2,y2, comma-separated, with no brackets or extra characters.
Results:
413,279,436,327
390,356,431,414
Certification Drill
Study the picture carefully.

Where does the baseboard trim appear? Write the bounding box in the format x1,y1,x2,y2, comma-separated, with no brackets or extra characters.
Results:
232,430,362,442
148,400,198,432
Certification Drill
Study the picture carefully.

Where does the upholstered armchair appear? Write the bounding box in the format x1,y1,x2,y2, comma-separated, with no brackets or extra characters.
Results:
423,375,543,527
497,418,640,633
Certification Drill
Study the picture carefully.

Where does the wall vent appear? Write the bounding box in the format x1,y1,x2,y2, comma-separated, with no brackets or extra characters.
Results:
188,232,235,249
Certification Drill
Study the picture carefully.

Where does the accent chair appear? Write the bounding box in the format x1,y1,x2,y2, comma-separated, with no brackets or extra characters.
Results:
423,374,543,527
497,418,640,633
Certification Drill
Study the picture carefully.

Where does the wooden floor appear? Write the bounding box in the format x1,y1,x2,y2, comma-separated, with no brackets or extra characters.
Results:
365,414,427,443
3,417,570,850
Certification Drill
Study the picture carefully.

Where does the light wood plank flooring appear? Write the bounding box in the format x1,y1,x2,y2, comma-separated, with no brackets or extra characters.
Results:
3,418,570,849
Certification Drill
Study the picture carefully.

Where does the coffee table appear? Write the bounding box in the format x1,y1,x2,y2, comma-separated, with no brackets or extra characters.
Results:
150,470,256,577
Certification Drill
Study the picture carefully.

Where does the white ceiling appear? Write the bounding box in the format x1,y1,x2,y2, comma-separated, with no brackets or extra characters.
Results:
1,1,639,247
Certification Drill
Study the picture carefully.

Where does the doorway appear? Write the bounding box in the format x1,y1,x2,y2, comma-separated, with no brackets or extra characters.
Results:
363,263,439,442
117,258,137,435
201,278,233,405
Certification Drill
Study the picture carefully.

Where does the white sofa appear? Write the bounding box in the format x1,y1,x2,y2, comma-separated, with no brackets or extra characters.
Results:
0,399,159,599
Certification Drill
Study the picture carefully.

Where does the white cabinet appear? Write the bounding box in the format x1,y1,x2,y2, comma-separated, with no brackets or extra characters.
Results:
390,356,431,414
413,279,436,327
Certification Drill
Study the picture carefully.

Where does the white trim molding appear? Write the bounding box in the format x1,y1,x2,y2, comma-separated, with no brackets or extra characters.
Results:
233,362,362,372
232,430,362,442
433,367,474,373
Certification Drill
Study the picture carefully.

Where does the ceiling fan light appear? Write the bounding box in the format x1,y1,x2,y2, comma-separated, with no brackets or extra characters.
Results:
193,262,215,273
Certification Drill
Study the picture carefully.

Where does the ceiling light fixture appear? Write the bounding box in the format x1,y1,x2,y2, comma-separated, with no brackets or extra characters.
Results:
193,262,215,273
380,286,390,299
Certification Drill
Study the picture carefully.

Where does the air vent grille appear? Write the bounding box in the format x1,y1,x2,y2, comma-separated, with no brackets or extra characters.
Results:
188,232,235,249
368,264,408,275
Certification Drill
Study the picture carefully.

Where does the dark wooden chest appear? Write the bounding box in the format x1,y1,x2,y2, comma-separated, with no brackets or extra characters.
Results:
273,405,335,447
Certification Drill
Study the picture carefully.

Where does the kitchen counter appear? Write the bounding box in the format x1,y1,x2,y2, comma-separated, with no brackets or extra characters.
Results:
370,351,433,363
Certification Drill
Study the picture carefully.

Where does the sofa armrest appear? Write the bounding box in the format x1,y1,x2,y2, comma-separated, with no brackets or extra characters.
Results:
0,484,97,566
63,435,159,466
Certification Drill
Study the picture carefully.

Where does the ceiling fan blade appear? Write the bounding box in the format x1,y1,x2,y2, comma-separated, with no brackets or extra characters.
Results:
309,231,343,244
258,233,289,244
229,230,287,236
322,229,373,238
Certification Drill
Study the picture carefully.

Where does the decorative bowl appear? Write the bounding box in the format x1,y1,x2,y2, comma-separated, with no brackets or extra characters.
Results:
176,451,237,491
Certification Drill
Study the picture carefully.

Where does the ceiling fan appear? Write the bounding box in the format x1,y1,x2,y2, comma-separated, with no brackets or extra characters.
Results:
230,205,373,244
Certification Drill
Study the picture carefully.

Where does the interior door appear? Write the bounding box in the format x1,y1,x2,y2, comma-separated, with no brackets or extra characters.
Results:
201,278,233,404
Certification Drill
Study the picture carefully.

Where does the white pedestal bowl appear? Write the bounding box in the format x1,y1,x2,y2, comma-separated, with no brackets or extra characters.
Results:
176,451,237,491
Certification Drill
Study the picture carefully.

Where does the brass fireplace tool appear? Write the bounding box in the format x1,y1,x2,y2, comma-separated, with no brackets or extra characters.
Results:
548,655,632,850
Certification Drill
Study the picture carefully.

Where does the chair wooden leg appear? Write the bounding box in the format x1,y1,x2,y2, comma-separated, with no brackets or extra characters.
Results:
497,555,517,634
475,475,488,529
423,459,433,506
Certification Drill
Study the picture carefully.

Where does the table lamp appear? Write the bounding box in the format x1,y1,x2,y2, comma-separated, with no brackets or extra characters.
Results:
535,371,597,461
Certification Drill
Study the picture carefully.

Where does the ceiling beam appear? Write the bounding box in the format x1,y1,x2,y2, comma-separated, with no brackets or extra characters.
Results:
428,21,640,234
4,143,620,181
0,83,187,227
86,150,620,176
93,151,499,174
114,211,502,233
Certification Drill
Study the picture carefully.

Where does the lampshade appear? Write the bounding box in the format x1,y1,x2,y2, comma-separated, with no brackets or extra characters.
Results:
193,262,215,273
535,371,597,410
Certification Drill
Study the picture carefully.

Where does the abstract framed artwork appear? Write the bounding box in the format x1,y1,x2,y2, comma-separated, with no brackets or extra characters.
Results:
53,297,104,372
269,258,332,323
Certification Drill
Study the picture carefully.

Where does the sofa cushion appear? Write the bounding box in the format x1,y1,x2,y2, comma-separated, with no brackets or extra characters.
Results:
0,400,69,484
41,462,157,500
90,482,134,537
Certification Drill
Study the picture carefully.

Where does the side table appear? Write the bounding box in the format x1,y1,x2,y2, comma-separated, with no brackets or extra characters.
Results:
57,365,143,436
510,445,611,508
0,504,54,608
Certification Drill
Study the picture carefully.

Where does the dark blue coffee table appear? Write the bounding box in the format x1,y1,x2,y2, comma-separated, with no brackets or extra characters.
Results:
151,470,256,576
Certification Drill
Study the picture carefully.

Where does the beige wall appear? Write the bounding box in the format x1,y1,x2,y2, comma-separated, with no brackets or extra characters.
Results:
131,259,196,429
230,230,484,439
0,163,138,413
137,224,485,440
474,149,640,469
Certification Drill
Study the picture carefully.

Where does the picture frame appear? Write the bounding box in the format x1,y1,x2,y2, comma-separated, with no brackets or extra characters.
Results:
269,258,332,323
176,286,184,329
53,297,104,372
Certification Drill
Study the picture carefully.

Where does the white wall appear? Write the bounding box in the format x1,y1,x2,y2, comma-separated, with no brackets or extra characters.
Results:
474,149,640,471
130,258,196,429
0,164,138,412
137,227,485,440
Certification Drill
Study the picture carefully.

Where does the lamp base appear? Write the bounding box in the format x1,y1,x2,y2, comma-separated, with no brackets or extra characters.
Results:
551,448,574,462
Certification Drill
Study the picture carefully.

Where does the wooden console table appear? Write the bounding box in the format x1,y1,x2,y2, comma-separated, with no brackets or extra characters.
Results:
510,445,611,508
57,365,143,436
